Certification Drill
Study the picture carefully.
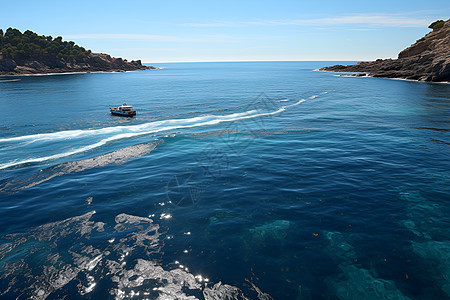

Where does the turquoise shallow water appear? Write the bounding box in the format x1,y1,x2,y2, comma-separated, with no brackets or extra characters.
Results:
0,62,449,299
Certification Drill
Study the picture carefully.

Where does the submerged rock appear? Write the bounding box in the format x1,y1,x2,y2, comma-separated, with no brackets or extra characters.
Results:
324,231,411,300
0,211,271,299
249,220,291,241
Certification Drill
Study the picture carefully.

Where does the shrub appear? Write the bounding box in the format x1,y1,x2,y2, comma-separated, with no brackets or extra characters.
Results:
428,20,445,31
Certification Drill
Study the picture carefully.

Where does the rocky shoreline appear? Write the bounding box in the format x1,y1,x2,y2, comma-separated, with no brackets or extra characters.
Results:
0,52,156,76
320,19,450,82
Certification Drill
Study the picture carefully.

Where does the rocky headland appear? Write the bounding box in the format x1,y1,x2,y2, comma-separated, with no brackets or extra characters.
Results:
0,28,156,75
0,52,155,75
320,19,450,82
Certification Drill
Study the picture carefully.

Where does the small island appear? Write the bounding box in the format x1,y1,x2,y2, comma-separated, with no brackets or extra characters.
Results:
320,19,450,82
0,28,156,75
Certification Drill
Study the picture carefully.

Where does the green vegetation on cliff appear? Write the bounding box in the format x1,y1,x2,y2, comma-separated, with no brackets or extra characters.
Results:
0,28,91,62
428,20,445,31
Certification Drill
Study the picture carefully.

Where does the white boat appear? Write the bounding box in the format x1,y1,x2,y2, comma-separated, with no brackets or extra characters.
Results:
110,103,136,117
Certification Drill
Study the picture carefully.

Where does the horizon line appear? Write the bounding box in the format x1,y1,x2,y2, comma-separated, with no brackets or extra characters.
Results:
141,59,378,64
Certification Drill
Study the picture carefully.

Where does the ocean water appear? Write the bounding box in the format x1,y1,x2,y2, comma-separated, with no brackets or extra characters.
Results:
0,61,449,299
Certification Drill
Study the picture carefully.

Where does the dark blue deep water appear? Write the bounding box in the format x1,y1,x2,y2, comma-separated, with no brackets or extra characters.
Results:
0,62,449,299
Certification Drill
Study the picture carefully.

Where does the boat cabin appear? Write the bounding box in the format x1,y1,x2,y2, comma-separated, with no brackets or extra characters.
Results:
118,103,133,111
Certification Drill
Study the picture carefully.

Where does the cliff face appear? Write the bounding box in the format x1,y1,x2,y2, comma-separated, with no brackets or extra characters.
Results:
321,19,450,82
0,52,155,75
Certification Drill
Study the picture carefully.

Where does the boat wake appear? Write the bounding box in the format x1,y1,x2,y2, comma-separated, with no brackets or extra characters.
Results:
0,140,163,193
0,93,322,171
0,78,21,82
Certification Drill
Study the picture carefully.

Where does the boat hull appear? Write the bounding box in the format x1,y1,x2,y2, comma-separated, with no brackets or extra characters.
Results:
110,110,136,117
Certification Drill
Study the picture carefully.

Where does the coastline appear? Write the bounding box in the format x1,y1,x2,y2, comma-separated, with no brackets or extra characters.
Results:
319,69,450,84
0,50,158,77
0,67,161,77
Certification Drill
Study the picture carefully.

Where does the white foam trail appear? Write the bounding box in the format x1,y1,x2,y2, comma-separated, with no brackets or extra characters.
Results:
0,79,21,82
0,110,258,144
291,99,306,108
0,97,310,170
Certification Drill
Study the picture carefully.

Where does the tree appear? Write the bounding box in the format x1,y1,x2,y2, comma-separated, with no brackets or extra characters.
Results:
0,29,3,50
0,27,92,61
428,20,445,31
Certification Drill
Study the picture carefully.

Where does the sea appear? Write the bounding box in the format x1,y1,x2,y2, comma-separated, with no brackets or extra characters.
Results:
0,61,449,299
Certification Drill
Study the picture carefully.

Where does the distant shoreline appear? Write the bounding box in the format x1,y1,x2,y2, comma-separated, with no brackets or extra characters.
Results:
0,64,160,76
0,67,161,77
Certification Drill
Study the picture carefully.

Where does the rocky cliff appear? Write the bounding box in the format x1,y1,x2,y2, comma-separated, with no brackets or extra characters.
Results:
0,28,157,75
320,19,450,82
0,52,155,75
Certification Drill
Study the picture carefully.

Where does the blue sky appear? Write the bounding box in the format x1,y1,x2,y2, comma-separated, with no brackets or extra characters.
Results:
2,0,449,62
